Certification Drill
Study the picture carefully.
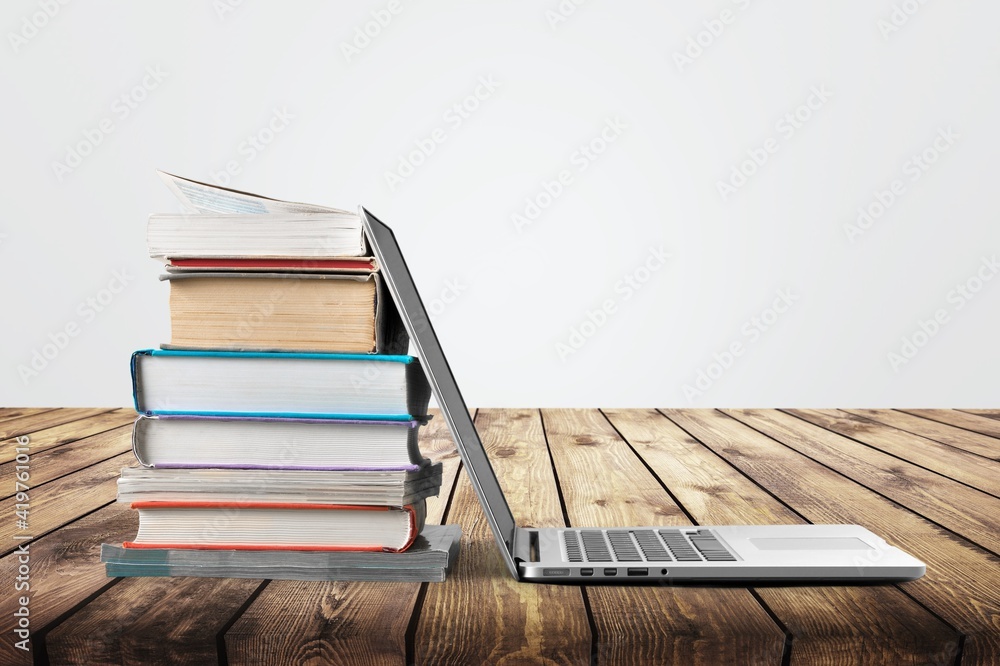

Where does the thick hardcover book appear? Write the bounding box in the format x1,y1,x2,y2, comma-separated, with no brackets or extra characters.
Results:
116,464,444,506
102,524,462,582
123,500,426,552
161,271,408,354
131,415,427,469
130,350,431,420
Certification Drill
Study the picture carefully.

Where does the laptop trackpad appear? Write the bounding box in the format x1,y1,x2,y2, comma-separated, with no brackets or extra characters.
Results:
750,537,872,550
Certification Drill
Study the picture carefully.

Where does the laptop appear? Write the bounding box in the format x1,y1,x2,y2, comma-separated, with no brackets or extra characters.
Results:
360,208,926,583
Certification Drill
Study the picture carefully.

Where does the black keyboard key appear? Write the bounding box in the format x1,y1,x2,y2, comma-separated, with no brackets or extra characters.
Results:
580,530,612,562
563,531,583,562
632,530,671,561
689,531,736,561
607,530,642,561
658,529,704,561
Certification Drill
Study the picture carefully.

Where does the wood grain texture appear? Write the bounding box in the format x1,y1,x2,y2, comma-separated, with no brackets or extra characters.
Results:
10,408,1000,665
900,408,1000,440
668,409,999,664
418,408,464,526
0,451,135,556
730,409,1000,554
415,409,591,665
44,576,262,665
604,409,959,665
0,407,55,423
0,409,134,465
224,409,466,666
1,424,133,499
960,409,1000,420
0,407,114,444
842,409,1000,460
0,504,137,664
543,409,786,666
789,409,1000,497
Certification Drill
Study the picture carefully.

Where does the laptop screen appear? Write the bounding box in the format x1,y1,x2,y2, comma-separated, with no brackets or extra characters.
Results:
360,208,520,577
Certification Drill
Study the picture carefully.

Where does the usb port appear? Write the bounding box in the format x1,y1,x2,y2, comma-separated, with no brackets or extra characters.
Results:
580,568,594,576
627,568,649,576
603,568,617,576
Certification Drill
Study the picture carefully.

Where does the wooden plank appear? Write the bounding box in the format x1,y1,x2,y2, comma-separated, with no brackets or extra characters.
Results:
604,409,959,665
729,409,1000,555
49,409,467,666
0,452,135,556
44,576,262,665
0,504,138,664
841,409,1000,460
1,424,133,499
415,409,592,665
666,409,999,664
543,409,786,665
0,407,113,441
0,409,134,464
901,408,1000,440
0,407,55,423
789,409,1000,497
225,409,468,666
960,409,1000,420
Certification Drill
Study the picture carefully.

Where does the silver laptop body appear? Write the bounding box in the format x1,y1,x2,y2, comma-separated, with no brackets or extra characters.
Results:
360,208,926,583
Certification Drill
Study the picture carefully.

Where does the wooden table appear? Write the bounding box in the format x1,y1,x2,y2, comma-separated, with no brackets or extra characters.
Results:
1,407,998,665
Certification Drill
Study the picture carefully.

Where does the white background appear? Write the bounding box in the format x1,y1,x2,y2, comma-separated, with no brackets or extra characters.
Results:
2,0,998,408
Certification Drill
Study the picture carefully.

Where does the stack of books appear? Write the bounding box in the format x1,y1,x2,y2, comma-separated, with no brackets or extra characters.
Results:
102,173,460,582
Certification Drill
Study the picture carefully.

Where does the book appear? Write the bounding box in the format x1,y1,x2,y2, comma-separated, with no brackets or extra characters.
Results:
165,257,376,273
116,465,444,506
153,171,373,265
131,350,432,420
102,524,461,582
162,272,407,354
123,500,426,552
148,213,367,260
131,415,428,469
158,171,348,215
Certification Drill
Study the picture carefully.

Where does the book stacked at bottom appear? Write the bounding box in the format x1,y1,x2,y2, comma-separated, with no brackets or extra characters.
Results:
103,174,460,582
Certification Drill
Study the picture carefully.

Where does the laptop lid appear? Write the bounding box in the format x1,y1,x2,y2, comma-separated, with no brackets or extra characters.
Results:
360,208,521,578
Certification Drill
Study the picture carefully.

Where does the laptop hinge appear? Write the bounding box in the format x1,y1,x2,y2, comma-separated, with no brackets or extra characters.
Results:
512,527,534,563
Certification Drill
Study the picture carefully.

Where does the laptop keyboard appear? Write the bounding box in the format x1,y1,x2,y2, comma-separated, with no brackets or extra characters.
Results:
563,528,736,563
